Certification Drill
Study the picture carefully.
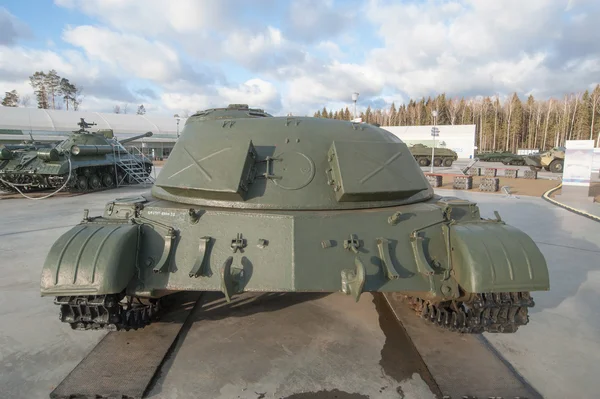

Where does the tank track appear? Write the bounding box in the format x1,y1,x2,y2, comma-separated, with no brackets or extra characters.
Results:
402,292,534,333
0,179,18,193
55,294,160,331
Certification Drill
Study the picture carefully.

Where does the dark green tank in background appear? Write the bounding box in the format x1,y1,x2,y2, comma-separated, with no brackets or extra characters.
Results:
500,154,526,166
477,151,515,162
0,119,153,193
408,143,458,167
40,104,550,334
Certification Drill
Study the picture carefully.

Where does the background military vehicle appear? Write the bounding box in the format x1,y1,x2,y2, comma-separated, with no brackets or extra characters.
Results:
477,151,514,162
41,104,549,334
0,119,154,193
409,143,458,167
501,154,526,166
523,147,565,173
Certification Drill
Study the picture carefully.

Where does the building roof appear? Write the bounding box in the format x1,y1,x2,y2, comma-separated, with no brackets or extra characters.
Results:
0,107,187,138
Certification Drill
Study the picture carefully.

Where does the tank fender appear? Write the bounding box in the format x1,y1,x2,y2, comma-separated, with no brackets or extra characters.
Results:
449,221,549,293
40,222,140,296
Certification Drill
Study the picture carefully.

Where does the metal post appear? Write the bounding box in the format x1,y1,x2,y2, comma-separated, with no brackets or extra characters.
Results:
352,92,359,120
430,110,438,173
174,114,181,139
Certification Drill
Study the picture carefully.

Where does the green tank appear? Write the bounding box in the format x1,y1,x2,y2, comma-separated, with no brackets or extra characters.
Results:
409,143,458,167
501,154,526,166
477,151,515,162
40,104,549,334
0,119,153,193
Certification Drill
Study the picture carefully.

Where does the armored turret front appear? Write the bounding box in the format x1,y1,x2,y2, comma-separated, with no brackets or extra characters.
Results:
40,105,549,333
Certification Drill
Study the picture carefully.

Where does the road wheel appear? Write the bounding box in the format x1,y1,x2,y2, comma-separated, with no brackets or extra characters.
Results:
102,173,115,187
433,157,443,167
443,158,453,167
418,157,429,166
89,174,102,190
549,159,564,173
76,176,88,191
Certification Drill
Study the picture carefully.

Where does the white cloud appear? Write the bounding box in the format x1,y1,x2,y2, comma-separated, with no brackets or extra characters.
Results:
161,78,281,114
62,25,180,82
1,0,599,117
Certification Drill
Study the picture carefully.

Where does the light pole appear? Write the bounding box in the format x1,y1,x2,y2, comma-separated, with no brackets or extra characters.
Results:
174,114,180,139
430,110,439,173
352,92,359,120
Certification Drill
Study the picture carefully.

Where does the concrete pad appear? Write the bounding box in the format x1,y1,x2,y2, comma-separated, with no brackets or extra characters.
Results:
147,292,440,399
435,188,600,399
553,196,600,218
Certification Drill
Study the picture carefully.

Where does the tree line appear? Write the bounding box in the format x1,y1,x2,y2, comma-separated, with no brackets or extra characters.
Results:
1,69,83,110
113,103,147,115
314,86,600,151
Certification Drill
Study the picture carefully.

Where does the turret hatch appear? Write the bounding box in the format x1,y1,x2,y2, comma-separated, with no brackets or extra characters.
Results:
327,141,425,202
156,140,257,201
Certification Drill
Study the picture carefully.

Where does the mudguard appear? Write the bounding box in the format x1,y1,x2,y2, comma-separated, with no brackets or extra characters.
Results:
40,223,139,296
450,221,549,293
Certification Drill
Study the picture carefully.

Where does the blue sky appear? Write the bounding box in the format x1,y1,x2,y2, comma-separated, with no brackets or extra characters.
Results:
1,0,599,116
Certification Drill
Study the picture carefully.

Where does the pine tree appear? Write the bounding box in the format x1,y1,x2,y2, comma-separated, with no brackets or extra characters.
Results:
137,104,146,115
322,107,328,118
364,106,372,123
314,110,321,118
590,85,600,141
29,71,49,109
59,78,77,110
1,90,19,107
389,103,397,126
574,91,590,140
510,94,523,152
45,69,61,109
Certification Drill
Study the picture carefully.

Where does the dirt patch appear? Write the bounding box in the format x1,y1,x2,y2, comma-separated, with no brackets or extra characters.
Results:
431,173,561,197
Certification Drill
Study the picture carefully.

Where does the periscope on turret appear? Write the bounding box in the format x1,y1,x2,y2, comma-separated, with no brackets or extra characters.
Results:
0,119,153,193
40,104,549,333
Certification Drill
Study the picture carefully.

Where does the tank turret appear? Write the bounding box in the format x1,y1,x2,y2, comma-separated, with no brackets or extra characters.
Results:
39,106,549,333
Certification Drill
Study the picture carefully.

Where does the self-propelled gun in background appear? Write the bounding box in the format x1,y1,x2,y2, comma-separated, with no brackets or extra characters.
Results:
40,104,549,333
0,118,153,193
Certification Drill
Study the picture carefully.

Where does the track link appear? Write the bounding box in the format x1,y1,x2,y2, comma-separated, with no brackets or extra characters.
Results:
403,292,534,333
55,294,160,331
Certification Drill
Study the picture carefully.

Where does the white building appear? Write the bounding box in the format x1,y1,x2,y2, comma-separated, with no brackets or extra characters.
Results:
382,124,477,159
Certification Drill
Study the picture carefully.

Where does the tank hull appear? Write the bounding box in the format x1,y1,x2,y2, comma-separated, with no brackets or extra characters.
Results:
41,195,549,332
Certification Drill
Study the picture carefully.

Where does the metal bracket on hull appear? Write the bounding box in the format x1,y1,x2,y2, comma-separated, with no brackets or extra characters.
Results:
220,256,244,302
410,232,435,277
189,236,212,278
376,238,400,280
152,228,177,274
341,256,366,302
